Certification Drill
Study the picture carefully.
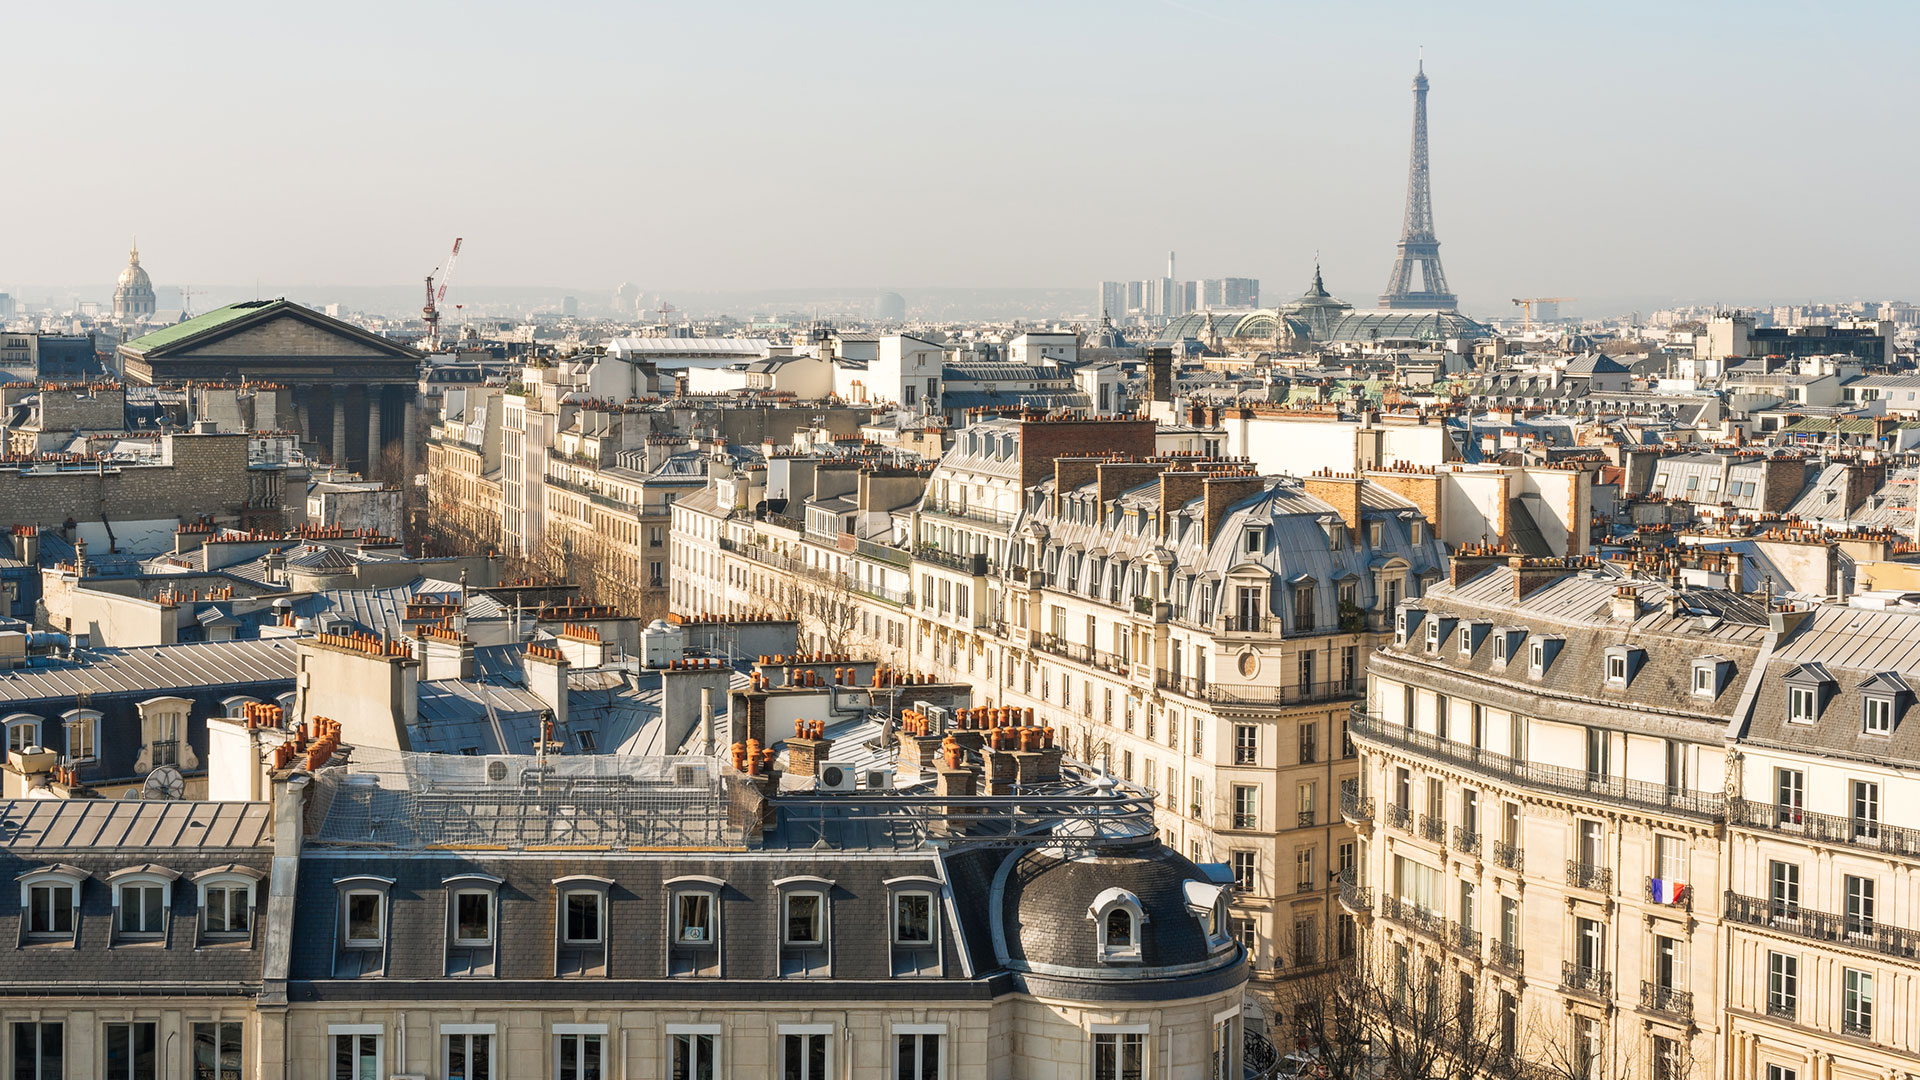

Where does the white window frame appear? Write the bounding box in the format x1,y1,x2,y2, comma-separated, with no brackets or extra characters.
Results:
3,712,43,755
1788,685,1817,724
666,1024,721,1080
193,870,261,936
326,1025,384,1080
342,890,386,947
452,889,495,947
441,1025,495,1080
552,1025,607,1080
777,1023,834,1080
19,867,85,938
59,708,100,764
110,872,174,937
1692,664,1715,697
783,890,826,946
891,1024,947,1080
673,888,719,946
561,889,605,945
891,890,937,947
1090,1024,1151,1080
1089,888,1147,963
1863,695,1892,735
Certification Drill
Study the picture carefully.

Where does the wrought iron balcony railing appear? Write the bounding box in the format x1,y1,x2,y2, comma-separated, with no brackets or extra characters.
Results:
1566,861,1613,893
1725,892,1920,960
1453,826,1481,856
1492,840,1523,872
1640,981,1692,1019
1731,798,1920,861
1561,962,1611,999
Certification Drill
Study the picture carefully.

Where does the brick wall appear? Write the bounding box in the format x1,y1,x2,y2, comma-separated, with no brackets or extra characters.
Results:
0,434,259,530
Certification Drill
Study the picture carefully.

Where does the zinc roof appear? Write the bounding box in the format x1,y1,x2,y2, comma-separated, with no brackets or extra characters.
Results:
0,798,271,850
0,638,298,705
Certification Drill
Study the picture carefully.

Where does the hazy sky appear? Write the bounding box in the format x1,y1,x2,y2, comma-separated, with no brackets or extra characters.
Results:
11,0,1919,315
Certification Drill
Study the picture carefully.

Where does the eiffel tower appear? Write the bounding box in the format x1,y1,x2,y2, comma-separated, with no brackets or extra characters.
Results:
1379,57,1458,311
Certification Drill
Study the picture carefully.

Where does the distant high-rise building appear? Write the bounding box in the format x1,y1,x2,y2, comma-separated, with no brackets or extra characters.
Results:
1202,278,1260,309
112,240,157,322
0,294,16,320
1379,60,1458,311
563,296,579,317
613,281,640,315
1098,281,1128,318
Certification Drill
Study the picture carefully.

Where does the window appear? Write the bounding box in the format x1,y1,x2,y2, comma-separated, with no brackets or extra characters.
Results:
1574,1018,1601,1080
1299,721,1318,764
553,889,600,944
1232,785,1258,830
1863,696,1892,734
1606,654,1626,683
1576,916,1604,973
118,882,167,935
1853,780,1880,839
4,716,40,755
1092,889,1146,962
453,891,492,945
1296,848,1316,892
1651,1036,1683,1080
104,1024,157,1080
1767,952,1798,1017
1231,850,1256,893
344,892,384,945
1493,634,1507,663
443,1030,492,1080
12,1023,62,1080
1844,875,1875,935
1769,861,1800,916
1500,897,1519,948
669,1028,718,1080
1244,527,1265,554
1775,769,1804,823
1653,934,1681,990
1788,686,1817,724
1692,665,1714,697
1843,969,1874,1035
893,892,934,945
554,1031,603,1080
1767,1067,1796,1080
60,710,97,763
1233,724,1257,765
330,1031,381,1080
200,879,252,935
894,1031,942,1080
191,1023,242,1080
675,891,715,944
785,892,823,945
1092,1031,1145,1080
780,1029,830,1080
24,878,76,936
1212,1014,1236,1080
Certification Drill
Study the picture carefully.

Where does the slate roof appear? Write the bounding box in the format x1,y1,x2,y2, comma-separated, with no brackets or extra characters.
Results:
1745,604,1920,767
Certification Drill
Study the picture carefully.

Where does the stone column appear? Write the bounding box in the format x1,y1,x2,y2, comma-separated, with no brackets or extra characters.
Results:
402,397,419,477
330,390,347,467
300,385,317,448
367,389,384,477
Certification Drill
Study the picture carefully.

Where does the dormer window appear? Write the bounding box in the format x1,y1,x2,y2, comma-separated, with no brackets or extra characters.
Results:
553,876,612,977
1183,878,1233,952
1789,687,1817,724
19,866,86,940
1529,641,1544,673
676,891,715,944
333,875,394,976
1089,887,1147,964
109,867,178,939
562,891,603,944
345,892,385,945
785,893,822,945
3,713,43,755
1244,527,1265,555
1858,672,1908,735
893,892,934,945
774,876,833,977
1493,634,1507,663
1692,658,1730,699
453,891,493,946
1458,627,1473,657
1603,646,1643,687
1865,696,1892,735
1425,620,1441,653
193,869,261,937
666,875,725,978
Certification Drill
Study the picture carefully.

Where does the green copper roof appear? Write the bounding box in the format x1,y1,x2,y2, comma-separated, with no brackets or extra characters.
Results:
122,299,283,353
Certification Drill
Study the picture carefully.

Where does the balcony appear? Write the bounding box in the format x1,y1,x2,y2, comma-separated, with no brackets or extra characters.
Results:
1450,923,1482,955
1731,799,1920,861
1419,814,1447,844
1724,892,1920,960
850,580,912,607
854,538,910,568
1561,962,1612,1000
1295,879,1316,894
1223,614,1268,634
1841,1015,1872,1037
913,545,987,575
1337,868,1372,915
1349,709,1726,821
1380,895,1448,942
1386,803,1413,832
1566,861,1613,894
1453,826,1482,857
1200,678,1361,709
1297,809,1316,829
1155,672,1205,698
1639,981,1693,1020
1034,634,1092,665
1765,999,1796,1022
1492,840,1524,872
763,510,806,533
1489,940,1523,975
921,501,1017,529
1340,781,1375,827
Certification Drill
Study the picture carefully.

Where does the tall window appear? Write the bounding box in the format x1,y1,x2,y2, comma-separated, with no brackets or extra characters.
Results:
1843,969,1874,1035
781,1032,829,1080
670,1031,717,1080
453,891,492,946
192,1023,242,1080
1298,722,1318,764
12,1023,62,1080
1234,725,1257,765
1653,935,1680,990
1767,952,1798,1017
563,891,602,944
894,892,934,945
894,1032,941,1080
1232,786,1258,830
104,1024,158,1080
1852,781,1881,839
1500,897,1519,948
1573,1018,1601,1080
203,881,251,935
118,882,166,935
554,1033,602,1080
1844,875,1875,935
26,883,74,936
1092,1032,1145,1080
1231,850,1256,893
1769,861,1800,916
1775,768,1804,822
344,891,384,945
443,1032,491,1080
1575,917,1604,972
785,893,823,945
331,1033,380,1080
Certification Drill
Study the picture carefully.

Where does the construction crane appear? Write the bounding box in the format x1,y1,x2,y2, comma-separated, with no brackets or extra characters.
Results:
178,285,198,317
423,237,464,350
1510,297,1573,334
655,300,676,324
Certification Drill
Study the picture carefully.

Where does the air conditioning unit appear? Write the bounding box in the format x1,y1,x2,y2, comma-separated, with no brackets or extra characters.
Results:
922,705,949,734
816,760,859,792
864,767,895,791
484,756,521,785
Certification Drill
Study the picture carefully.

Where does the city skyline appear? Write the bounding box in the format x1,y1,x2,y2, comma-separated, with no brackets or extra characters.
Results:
7,1,1919,316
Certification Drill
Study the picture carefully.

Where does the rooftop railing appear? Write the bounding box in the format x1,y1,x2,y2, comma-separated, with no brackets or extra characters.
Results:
1731,798,1920,861
1725,892,1920,960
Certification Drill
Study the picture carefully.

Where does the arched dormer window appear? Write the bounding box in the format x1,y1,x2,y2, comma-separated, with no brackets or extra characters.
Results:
1087,887,1147,964
107,864,179,940
221,696,262,720
190,865,264,940
1183,878,1234,952
136,696,196,771
58,709,100,764
18,864,87,941
2,713,44,755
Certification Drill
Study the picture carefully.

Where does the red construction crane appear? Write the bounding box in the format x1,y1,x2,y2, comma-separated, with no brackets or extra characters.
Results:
655,300,676,323
423,237,464,349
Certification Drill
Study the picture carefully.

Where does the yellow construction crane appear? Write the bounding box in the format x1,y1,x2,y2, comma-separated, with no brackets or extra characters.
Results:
1510,297,1573,333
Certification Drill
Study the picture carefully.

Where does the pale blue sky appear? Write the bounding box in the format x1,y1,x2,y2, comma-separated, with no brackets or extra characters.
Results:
11,0,1918,314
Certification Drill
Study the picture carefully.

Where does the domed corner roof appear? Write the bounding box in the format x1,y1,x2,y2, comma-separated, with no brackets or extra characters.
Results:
117,242,153,289
995,843,1223,975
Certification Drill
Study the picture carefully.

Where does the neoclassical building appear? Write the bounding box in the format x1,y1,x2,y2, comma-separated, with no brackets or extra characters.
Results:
112,240,157,322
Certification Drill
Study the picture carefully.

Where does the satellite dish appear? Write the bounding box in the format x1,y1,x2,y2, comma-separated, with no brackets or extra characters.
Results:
142,765,185,800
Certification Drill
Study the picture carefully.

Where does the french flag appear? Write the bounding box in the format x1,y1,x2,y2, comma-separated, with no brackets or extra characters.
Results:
1649,879,1688,905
